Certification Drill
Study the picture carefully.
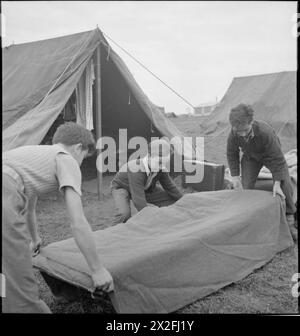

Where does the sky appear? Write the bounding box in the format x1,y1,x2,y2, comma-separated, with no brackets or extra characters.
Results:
1,1,297,114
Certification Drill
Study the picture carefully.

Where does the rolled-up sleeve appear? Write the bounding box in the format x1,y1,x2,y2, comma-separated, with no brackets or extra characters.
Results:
227,132,240,177
55,153,82,196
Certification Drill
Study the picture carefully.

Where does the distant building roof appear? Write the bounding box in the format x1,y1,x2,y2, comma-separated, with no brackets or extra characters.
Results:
194,102,218,115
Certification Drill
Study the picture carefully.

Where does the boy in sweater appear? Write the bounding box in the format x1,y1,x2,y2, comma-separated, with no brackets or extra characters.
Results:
226,104,296,238
111,138,183,223
2,122,113,313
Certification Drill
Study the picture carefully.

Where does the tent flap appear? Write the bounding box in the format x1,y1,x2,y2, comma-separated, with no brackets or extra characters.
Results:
3,57,90,151
3,30,101,150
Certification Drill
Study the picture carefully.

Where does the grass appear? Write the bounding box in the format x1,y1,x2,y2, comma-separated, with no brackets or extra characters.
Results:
34,115,298,314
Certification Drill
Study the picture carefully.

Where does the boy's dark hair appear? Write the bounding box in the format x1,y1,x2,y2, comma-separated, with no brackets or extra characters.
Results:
229,104,254,127
52,122,95,153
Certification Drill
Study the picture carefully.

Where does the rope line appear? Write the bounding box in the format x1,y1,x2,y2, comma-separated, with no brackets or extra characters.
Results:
102,32,195,109
6,28,196,149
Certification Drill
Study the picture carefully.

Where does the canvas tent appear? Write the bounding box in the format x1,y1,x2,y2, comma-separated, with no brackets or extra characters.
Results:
3,28,193,196
3,28,187,152
202,71,296,138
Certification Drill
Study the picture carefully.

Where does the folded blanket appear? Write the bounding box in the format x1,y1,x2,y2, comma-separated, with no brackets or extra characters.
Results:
33,190,294,313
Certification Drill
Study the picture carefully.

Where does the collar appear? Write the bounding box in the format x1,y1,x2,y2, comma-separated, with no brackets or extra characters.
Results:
244,127,255,142
251,120,261,137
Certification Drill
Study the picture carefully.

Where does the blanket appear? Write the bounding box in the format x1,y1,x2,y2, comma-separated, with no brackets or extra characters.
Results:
33,190,294,313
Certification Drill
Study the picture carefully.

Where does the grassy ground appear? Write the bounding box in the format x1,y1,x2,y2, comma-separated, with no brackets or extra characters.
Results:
34,115,298,314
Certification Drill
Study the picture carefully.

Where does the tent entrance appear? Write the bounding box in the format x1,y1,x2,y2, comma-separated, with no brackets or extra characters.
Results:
40,43,162,191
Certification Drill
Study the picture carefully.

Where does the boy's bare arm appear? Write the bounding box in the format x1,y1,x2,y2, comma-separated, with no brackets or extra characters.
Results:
64,186,114,292
26,196,41,247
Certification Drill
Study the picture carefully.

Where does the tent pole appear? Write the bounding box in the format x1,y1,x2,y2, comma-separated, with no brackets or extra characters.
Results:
95,44,103,201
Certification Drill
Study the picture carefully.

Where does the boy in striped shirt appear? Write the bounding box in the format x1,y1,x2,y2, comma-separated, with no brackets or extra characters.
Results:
2,122,113,313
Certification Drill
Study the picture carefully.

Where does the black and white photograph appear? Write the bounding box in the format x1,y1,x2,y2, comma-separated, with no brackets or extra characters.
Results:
1,0,298,319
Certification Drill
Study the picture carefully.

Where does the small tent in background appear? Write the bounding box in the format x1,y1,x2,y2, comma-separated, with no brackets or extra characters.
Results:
3,28,192,197
202,71,296,138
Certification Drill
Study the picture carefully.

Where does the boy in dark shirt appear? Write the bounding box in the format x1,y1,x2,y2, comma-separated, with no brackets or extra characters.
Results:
226,104,296,238
111,139,183,223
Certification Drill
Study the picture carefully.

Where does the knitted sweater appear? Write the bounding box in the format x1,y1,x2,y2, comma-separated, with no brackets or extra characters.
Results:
111,159,183,211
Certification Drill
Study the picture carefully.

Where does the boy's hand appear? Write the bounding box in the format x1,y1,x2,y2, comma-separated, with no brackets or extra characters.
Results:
273,181,285,199
232,176,243,191
30,236,42,257
92,267,114,293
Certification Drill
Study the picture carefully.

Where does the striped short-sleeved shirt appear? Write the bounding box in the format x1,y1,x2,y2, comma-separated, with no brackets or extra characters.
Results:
3,144,82,199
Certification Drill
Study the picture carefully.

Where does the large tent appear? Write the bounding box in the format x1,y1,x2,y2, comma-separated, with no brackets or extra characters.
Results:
202,71,296,138
2,28,185,152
